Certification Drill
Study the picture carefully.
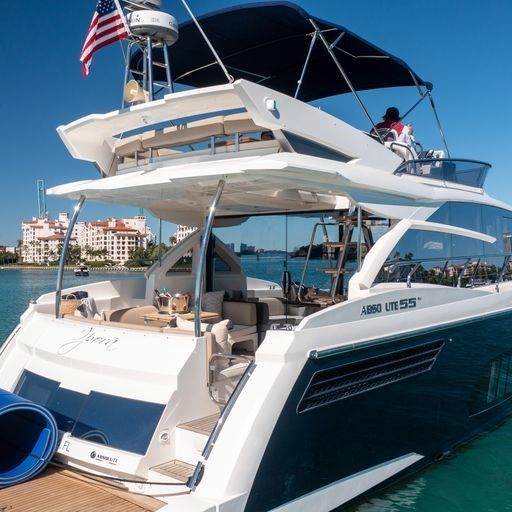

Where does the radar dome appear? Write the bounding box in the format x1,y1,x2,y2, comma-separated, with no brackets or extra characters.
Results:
127,10,178,45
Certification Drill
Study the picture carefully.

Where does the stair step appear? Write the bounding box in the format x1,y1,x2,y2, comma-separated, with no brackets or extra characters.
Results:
151,460,195,483
178,413,220,436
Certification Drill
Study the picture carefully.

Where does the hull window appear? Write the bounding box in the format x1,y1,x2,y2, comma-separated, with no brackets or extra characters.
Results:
297,340,444,413
487,355,512,405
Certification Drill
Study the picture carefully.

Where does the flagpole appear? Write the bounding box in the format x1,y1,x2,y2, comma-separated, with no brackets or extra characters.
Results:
113,0,132,36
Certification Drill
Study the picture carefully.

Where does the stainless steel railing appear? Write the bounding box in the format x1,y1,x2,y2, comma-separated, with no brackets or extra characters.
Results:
383,253,512,290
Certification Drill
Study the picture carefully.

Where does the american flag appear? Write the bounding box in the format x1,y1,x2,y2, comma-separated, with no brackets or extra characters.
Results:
80,0,129,76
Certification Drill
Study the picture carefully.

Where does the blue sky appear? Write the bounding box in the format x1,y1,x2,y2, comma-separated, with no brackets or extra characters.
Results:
1,0,511,246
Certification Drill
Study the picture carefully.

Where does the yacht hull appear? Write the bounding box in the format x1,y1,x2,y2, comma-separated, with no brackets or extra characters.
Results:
245,309,512,511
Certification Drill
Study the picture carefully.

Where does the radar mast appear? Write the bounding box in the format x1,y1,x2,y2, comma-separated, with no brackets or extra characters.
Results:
121,0,179,107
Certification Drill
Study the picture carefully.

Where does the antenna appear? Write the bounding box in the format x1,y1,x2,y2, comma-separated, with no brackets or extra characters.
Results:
121,0,179,107
37,179,47,219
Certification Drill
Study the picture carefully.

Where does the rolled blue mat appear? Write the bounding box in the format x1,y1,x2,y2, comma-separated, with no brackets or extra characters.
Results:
0,389,59,488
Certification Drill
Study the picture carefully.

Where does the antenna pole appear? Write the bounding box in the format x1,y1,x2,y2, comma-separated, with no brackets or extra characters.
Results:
147,36,154,101
180,0,233,84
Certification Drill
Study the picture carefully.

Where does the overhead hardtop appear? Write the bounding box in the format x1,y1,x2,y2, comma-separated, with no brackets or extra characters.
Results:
130,1,426,102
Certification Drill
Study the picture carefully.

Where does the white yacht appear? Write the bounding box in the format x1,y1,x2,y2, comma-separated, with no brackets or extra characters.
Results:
73,264,90,277
1,2,510,511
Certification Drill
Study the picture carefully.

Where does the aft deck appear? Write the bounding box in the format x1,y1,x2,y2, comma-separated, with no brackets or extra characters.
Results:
0,467,164,512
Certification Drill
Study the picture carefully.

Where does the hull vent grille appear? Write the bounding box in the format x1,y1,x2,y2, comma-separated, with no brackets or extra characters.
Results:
298,339,444,413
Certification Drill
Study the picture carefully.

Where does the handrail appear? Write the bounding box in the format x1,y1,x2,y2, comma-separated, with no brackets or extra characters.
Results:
496,255,511,292
456,258,472,288
187,359,256,490
384,253,512,288
398,157,491,167
208,353,252,405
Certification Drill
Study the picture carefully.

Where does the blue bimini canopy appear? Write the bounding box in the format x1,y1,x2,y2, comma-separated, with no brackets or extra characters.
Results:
0,390,59,488
131,1,426,101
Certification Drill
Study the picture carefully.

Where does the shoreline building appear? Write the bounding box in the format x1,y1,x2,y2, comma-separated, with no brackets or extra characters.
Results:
173,224,197,245
21,214,153,264
80,216,152,263
21,213,73,264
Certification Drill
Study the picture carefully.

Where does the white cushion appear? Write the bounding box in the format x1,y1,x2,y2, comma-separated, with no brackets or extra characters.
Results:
176,316,232,354
114,134,144,156
224,112,262,135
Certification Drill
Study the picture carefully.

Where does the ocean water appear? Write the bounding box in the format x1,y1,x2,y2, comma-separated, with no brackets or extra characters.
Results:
0,269,140,342
1,266,511,511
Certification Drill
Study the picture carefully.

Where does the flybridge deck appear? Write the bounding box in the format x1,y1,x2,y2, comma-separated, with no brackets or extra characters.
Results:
56,79,400,176
50,78,493,228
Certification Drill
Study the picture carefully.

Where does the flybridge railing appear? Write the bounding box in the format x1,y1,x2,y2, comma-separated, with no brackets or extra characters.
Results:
379,254,512,291
395,159,491,188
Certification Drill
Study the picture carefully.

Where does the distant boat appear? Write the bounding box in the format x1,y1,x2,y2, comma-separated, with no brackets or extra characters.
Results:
73,264,89,277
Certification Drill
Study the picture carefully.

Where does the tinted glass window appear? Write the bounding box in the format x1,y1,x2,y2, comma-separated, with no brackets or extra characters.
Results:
72,392,163,454
388,228,450,262
166,250,193,274
429,202,512,256
284,132,351,163
15,371,164,455
214,254,231,272
378,202,512,287
48,388,88,432
15,371,59,405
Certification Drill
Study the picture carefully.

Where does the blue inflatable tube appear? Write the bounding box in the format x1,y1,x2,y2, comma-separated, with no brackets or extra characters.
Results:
0,389,59,488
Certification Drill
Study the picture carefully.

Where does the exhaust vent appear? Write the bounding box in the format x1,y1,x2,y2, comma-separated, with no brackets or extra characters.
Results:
298,339,444,414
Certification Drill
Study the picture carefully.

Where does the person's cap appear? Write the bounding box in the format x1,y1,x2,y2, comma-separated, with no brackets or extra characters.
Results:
383,107,400,120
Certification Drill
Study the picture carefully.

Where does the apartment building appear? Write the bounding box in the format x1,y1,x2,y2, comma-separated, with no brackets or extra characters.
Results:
173,224,197,244
81,216,152,263
21,213,74,264
21,214,153,264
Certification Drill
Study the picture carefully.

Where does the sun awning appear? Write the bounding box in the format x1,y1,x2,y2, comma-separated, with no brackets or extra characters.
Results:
131,1,426,102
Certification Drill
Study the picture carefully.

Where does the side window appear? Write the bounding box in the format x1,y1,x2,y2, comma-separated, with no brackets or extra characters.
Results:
429,202,484,257
482,206,503,254
487,355,512,404
379,203,512,287
502,217,512,254
166,250,193,274
214,254,231,272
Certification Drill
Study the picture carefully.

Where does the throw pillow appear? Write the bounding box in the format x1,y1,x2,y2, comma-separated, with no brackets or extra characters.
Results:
201,290,225,317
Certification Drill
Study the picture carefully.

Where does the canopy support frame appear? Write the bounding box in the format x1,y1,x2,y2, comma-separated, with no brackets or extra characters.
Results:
295,32,318,99
310,20,382,141
428,90,451,158
194,180,225,337
180,0,233,84
55,195,86,319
